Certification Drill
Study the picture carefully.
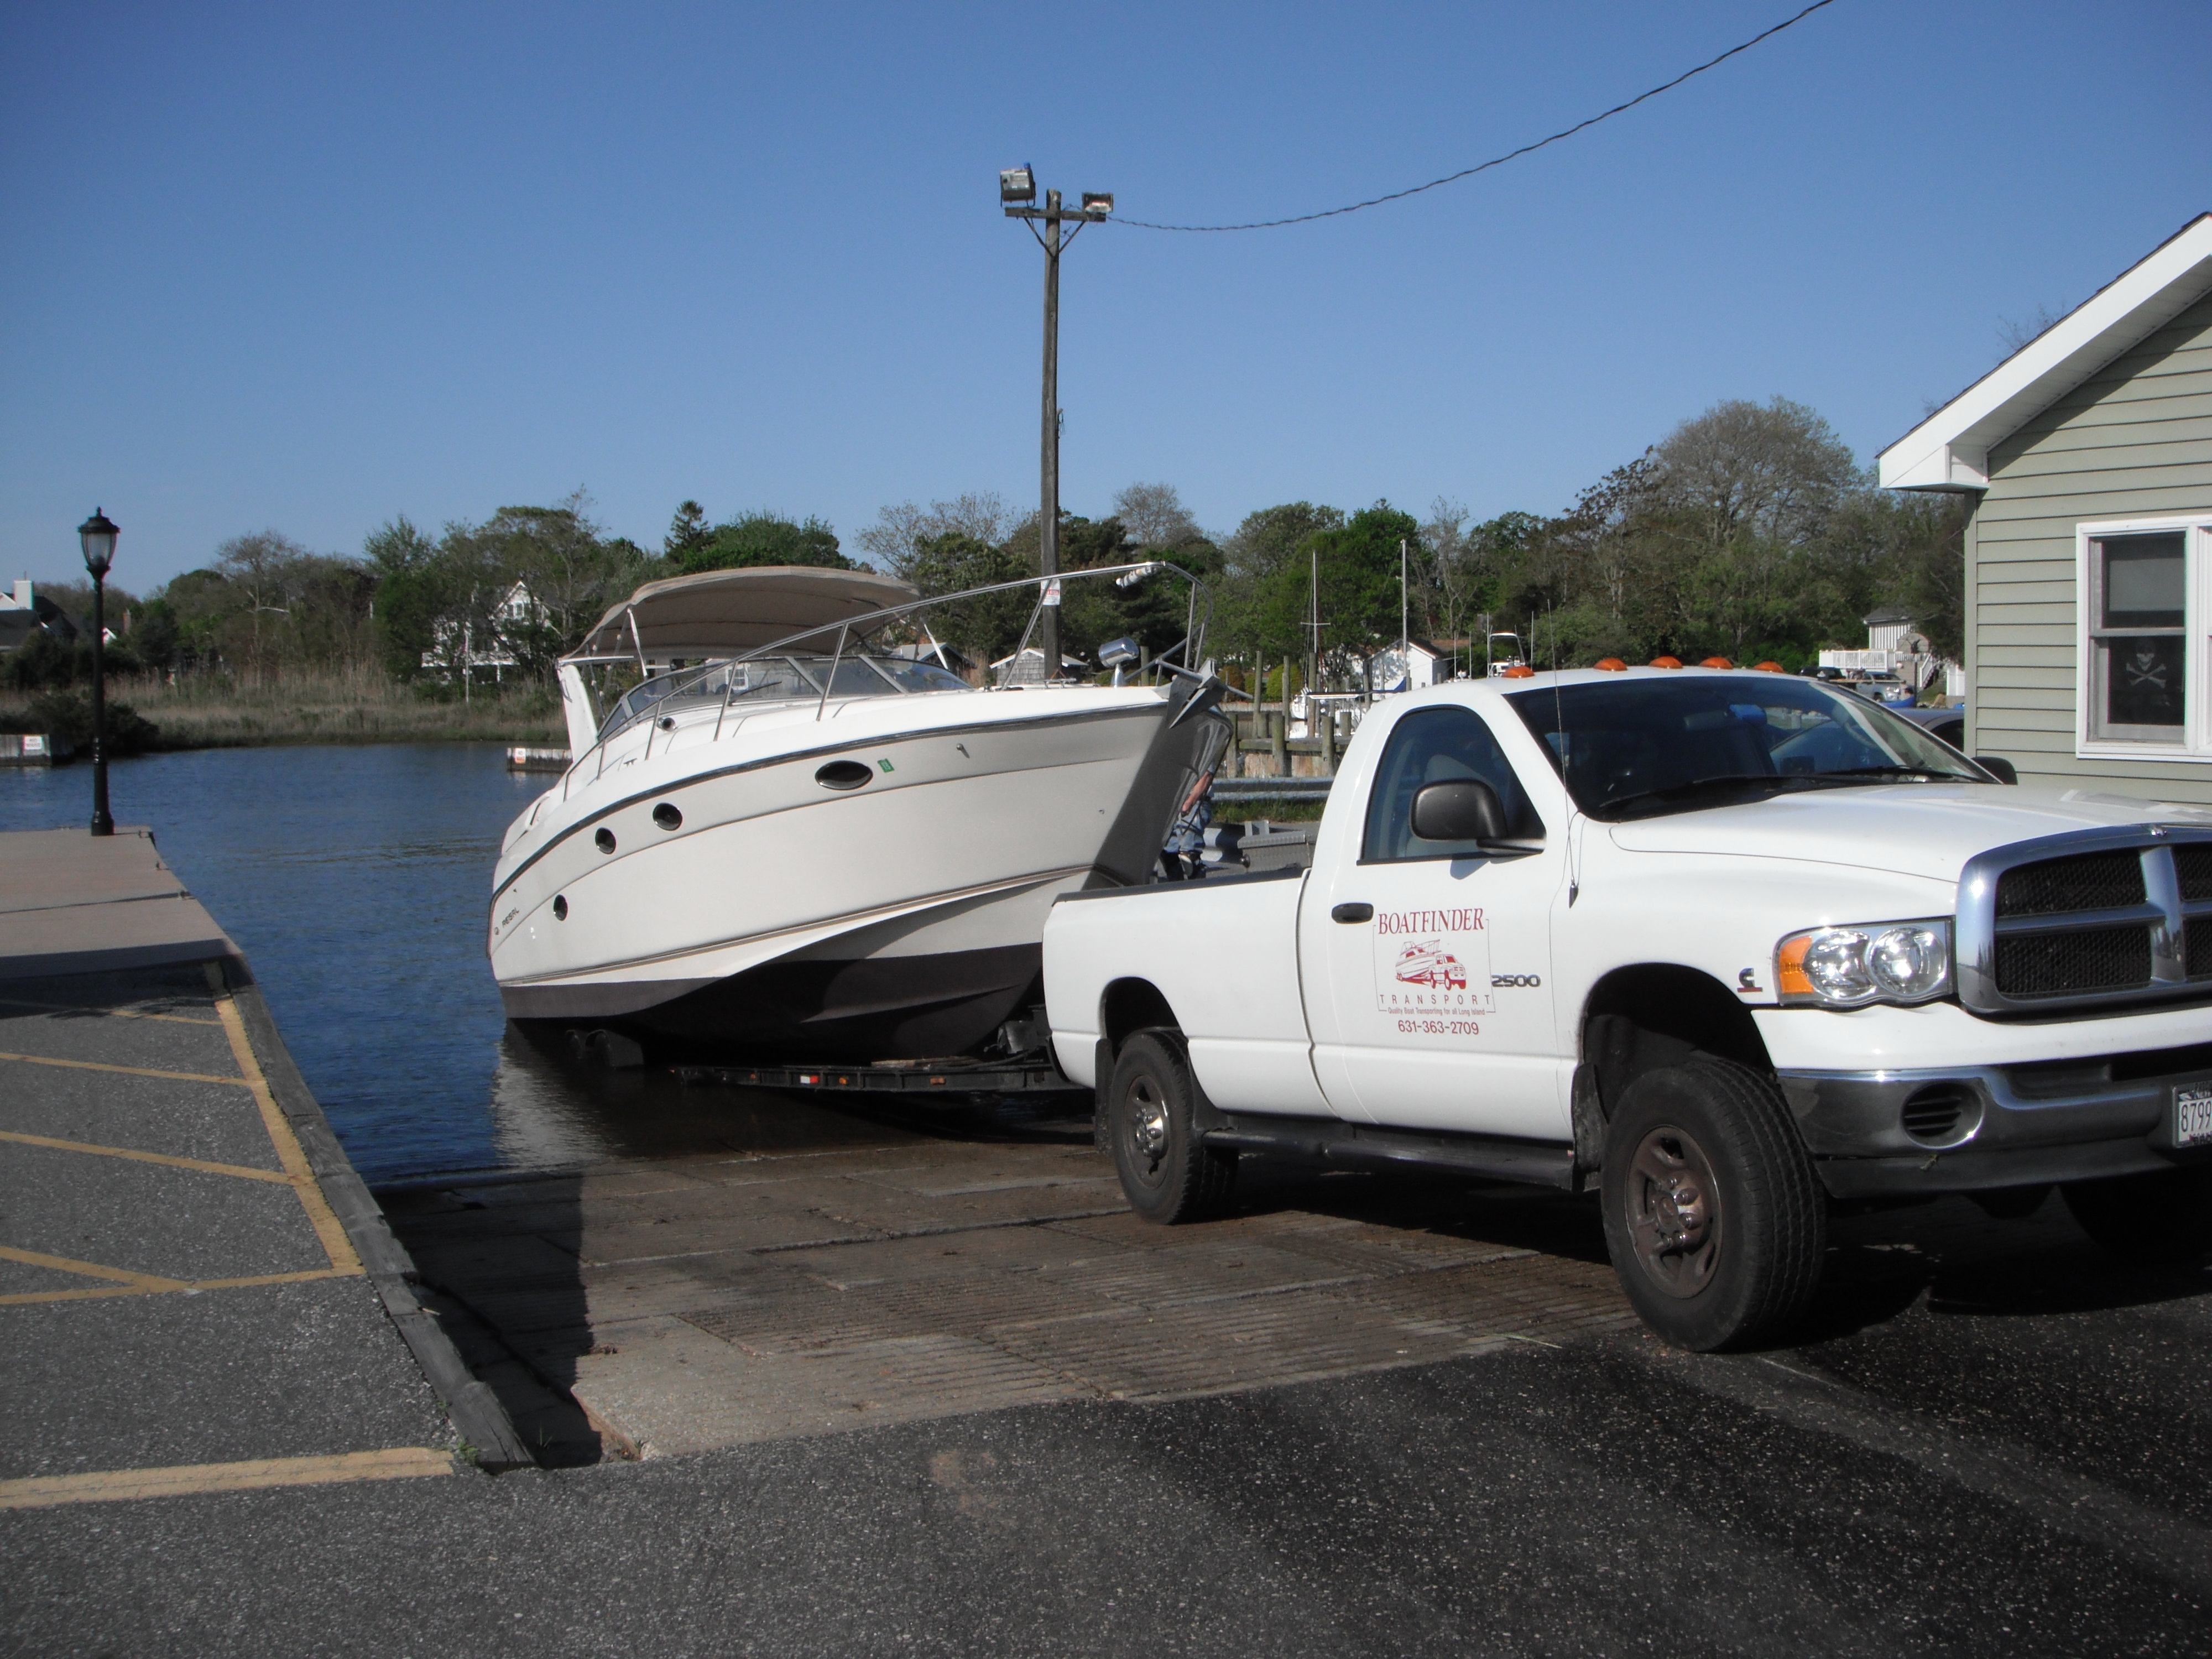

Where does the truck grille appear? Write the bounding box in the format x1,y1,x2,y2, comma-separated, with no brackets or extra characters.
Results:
1996,851,2143,917
1958,828,2212,1016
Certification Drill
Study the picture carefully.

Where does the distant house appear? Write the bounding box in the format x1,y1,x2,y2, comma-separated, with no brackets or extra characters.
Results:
1878,213,2212,801
422,580,544,681
1369,639,1447,692
1818,606,1960,696
0,579,80,654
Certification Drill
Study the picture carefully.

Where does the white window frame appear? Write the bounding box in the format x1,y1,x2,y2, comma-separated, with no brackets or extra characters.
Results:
2075,513,2212,763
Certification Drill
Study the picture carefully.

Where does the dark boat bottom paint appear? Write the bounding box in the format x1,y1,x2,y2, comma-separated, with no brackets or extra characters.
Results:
502,942,1043,1062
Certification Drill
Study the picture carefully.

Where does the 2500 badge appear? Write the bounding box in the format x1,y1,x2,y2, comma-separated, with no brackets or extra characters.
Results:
1490,973,1542,989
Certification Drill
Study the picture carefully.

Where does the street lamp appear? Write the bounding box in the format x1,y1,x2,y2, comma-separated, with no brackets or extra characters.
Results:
77,508,118,837
1002,167,1113,680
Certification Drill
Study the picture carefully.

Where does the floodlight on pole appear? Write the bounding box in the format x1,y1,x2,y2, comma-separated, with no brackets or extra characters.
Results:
1001,169,1113,682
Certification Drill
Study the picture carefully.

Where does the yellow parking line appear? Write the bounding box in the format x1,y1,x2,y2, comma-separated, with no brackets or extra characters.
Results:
0,1266,352,1307
0,1244,188,1291
0,1050,248,1087
204,967,363,1277
0,994,223,1027
0,1447,455,1510
0,1129,295,1185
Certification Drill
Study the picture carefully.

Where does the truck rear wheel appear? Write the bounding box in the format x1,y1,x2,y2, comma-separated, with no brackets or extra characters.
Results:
2062,1167,2212,1265
1108,1031,1237,1225
1600,1057,1825,1352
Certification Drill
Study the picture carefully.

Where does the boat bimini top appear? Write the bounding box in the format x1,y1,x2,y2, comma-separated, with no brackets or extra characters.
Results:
575,565,924,662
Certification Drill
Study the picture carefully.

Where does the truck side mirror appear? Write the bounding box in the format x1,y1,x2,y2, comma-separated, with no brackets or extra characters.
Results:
1411,779,1507,843
1974,755,2018,785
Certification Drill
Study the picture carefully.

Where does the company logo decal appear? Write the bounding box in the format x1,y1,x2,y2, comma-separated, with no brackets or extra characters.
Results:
1373,906,1493,1014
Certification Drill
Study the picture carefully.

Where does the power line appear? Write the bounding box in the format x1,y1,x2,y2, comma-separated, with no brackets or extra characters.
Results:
1114,0,1841,233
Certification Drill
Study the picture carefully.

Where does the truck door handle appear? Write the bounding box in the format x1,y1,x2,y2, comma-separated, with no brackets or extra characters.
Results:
1332,902,1373,924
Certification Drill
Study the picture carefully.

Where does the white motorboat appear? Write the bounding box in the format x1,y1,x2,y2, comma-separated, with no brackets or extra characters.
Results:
488,562,1224,1060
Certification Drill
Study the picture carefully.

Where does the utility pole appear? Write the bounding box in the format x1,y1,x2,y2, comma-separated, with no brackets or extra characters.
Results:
1001,167,1112,682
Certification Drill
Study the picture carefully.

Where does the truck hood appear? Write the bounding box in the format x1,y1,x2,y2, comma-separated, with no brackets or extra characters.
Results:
1605,784,2212,884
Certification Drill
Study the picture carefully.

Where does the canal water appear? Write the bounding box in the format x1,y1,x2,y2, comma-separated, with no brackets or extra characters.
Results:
0,744,757,1184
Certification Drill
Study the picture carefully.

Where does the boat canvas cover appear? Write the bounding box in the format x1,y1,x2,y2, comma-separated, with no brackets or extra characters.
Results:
577,565,922,660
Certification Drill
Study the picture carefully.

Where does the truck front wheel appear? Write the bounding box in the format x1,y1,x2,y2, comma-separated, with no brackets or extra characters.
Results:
1600,1058,1825,1351
1108,1031,1238,1224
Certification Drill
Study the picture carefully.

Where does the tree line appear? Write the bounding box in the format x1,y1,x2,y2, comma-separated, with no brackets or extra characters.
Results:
8,396,1962,698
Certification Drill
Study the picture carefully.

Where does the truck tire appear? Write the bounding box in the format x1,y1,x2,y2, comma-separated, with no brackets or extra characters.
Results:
2061,1167,2212,1265
1108,1030,1237,1225
1599,1057,1825,1352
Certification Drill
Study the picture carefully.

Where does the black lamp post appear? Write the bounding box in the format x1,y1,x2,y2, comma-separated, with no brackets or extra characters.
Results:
78,508,118,837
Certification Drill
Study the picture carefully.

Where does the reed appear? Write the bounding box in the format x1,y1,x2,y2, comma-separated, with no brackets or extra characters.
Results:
0,665,565,750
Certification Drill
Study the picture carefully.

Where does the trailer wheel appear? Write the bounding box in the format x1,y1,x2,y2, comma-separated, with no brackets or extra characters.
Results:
2062,1167,2212,1265
1108,1031,1237,1224
1600,1057,1825,1352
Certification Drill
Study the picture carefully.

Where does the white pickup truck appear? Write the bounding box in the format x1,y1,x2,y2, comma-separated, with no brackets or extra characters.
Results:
1043,666,2212,1350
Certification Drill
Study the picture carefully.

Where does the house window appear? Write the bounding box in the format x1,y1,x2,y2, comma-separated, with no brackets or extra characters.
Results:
2089,531,2187,741
2076,517,2211,759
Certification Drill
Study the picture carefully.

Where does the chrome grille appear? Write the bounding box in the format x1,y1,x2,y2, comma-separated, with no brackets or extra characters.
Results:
1957,827,2212,1016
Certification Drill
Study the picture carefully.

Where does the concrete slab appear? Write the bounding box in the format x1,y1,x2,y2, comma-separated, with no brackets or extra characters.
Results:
385,1083,1648,1462
0,828,236,978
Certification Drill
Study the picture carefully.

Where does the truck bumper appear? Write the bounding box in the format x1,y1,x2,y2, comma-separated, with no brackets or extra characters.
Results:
1778,1053,2212,1200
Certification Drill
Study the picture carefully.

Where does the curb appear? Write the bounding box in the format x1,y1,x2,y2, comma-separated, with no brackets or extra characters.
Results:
215,958,536,1474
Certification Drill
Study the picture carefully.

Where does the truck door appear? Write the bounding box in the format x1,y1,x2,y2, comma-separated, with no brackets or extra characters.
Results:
1302,702,1570,1140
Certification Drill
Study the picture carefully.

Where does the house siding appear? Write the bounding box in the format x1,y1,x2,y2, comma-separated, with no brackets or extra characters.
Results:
1968,290,2212,802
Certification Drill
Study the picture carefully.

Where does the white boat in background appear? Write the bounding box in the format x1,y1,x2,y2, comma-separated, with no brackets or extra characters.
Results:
487,562,1225,1061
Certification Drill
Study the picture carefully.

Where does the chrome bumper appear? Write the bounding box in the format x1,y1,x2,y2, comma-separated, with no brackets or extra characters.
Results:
1777,1052,2212,1199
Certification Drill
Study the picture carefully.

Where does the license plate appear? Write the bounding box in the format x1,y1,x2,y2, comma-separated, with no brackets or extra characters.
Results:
2178,1084,2212,1150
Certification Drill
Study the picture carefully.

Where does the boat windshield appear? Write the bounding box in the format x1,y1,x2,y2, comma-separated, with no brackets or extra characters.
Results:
1506,674,1989,822
598,652,969,739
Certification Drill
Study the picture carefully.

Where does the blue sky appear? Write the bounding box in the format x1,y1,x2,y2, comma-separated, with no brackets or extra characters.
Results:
3,1,2206,590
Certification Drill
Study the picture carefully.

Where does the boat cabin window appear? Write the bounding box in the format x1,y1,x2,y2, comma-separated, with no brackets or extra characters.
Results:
597,649,970,742
873,657,971,693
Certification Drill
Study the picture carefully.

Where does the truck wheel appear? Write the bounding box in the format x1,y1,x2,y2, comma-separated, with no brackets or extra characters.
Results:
1108,1031,1237,1225
1599,1057,1825,1352
2061,1167,2212,1265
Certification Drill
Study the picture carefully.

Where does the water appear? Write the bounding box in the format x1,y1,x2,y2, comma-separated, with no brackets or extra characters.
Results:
1,744,570,1183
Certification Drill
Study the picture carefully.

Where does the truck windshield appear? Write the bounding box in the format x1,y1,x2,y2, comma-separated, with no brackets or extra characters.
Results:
1506,675,1990,821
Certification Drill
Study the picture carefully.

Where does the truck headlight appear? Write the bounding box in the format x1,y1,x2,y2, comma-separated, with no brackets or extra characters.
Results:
1776,920,1952,1008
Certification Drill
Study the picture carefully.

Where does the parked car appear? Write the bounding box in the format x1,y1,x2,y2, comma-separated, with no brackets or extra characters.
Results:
1896,705,1967,750
1044,667,2212,1350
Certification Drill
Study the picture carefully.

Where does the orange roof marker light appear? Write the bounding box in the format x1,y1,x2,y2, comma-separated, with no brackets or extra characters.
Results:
1752,660,1787,674
1501,664,1537,679
1699,656,1734,670
1649,655,1683,670
1593,657,1627,672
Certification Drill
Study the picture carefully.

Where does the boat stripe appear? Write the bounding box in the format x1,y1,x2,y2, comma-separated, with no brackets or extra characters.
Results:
489,700,1169,904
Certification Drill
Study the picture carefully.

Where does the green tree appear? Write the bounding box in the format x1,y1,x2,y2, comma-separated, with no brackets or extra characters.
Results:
672,510,853,575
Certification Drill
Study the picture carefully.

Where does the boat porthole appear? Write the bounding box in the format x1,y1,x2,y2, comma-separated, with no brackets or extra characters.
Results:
594,827,616,853
659,717,675,731
552,895,568,920
815,760,873,791
653,802,682,831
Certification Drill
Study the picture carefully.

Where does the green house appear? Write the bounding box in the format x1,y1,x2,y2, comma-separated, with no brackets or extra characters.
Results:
1879,213,2212,804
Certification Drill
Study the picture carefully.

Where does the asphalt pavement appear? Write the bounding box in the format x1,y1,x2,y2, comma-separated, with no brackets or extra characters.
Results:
7,1182,2208,1657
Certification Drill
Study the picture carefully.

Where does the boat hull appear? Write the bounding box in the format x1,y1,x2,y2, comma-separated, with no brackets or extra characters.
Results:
488,686,1215,1057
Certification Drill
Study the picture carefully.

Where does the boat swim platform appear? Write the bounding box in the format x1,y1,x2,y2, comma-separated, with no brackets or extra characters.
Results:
0,826,529,1511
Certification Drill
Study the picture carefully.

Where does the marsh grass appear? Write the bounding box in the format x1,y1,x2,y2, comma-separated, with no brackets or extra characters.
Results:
0,665,565,751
